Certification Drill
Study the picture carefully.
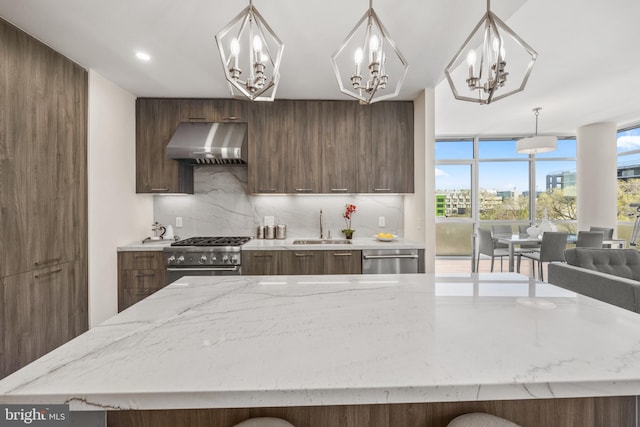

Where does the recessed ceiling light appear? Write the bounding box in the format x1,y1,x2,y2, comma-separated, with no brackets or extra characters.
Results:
135,51,151,61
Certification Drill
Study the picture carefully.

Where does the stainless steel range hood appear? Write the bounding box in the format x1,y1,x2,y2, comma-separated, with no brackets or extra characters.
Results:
166,122,248,165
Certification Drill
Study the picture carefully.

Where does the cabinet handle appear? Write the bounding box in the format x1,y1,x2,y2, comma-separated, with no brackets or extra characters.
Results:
294,253,314,257
151,188,169,192
330,188,349,192
134,255,155,259
252,254,273,258
258,189,278,193
34,258,61,267
220,116,239,121
135,291,150,296
188,117,206,121
295,188,313,193
373,188,392,192
135,273,156,278
332,253,352,257
35,268,63,279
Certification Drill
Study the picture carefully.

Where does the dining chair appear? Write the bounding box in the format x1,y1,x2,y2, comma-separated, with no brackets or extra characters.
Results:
517,224,541,251
575,231,604,248
517,231,568,281
590,226,615,248
478,228,510,272
491,224,512,250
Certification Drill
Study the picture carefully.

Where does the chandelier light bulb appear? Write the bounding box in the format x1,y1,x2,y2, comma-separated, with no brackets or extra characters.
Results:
253,35,262,52
354,48,363,75
369,34,379,52
230,38,240,56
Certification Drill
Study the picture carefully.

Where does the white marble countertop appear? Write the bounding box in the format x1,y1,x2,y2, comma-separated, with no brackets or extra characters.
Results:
2,273,640,411
118,236,424,251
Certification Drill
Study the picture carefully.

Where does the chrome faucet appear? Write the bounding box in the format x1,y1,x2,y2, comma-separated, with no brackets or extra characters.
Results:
319,209,324,239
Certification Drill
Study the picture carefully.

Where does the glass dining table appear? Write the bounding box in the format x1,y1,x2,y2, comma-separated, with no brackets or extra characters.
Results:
492,233,627,272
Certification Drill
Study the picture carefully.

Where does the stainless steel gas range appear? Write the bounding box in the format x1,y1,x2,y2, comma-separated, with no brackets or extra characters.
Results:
163,236,252,284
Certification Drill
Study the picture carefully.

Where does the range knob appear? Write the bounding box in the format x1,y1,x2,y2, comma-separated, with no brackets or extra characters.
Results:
199,255,208,264
222,255,229,263
177,255,185,264
167,255,176,264
230,255,239,264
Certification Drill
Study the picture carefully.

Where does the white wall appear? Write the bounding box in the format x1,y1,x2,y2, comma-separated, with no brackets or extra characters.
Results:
576,122,618,234
88,70,153,327
405,89,435,273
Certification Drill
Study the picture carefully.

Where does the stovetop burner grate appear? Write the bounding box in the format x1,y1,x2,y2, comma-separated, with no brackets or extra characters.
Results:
170,236,252,247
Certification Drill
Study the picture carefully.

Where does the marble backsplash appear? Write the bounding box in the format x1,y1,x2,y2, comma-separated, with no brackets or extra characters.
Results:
153,166,404,239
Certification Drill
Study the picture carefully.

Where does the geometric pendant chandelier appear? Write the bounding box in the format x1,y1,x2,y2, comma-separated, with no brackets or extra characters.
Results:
215,0,284,101
330,0,408,104
444,0,537,105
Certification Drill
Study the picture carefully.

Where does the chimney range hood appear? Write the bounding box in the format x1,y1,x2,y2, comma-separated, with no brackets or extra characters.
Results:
166,122,248,165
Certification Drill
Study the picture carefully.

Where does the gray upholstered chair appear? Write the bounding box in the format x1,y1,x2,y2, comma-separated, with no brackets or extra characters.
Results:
491,224,512,250
447,412,522,427
517,231,568,281
575,230,604,248
233,418,295,427
517,224,541,250
590,226,615,248
477,228,509,272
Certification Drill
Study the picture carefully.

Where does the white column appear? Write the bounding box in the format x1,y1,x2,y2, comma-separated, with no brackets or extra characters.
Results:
405,88,435,272
576,122,617,233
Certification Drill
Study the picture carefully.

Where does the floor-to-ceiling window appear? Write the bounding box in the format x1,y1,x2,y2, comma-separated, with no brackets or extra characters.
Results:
616,125,640,243
436,137,577,256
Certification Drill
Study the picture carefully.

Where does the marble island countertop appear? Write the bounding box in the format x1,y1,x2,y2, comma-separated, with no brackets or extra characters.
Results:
117,236,424,251
1,273,640,411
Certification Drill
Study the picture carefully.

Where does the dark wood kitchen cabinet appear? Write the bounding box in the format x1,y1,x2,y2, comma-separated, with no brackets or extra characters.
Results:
248,100,322,194
2,260,87,377
180,99,247,123
320,101,363,193
323,250,362,274
280,250,325,275
0,18,88,379
117,251,167,312
248,99,413,194
243,251,281,275
358,101,414,193
136,99,194,194
243,249,362,275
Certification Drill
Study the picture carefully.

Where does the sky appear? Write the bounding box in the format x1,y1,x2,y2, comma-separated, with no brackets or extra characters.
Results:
435,129,640,192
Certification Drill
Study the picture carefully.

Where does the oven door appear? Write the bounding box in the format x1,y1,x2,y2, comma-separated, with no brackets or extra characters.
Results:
166,266,241,284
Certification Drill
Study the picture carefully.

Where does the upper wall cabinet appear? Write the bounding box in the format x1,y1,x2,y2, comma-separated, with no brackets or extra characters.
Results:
136,99,194,194
180,99,247,123
358,101,414,193
137,98,414,195
248,100,414,194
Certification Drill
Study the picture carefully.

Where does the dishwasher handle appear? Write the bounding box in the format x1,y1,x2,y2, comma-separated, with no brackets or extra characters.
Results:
362,254,419,260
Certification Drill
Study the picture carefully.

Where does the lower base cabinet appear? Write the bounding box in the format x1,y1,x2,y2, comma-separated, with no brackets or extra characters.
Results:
118,252,167,312
2,259,87,378
243,250,362,275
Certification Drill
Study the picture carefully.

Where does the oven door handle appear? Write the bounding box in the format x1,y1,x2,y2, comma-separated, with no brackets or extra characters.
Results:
167,267,240,272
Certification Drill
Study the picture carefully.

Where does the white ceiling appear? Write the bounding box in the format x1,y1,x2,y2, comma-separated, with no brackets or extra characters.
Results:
1,0,639,136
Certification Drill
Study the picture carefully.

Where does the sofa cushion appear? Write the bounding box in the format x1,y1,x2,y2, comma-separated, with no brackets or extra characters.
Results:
564,248,640,281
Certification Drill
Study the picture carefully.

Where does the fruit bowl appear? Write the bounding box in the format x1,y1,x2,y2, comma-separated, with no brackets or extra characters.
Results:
375,233,397,242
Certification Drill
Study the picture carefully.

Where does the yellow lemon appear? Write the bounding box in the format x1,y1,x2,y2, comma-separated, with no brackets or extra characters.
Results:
384,233,393,239
377,232,386,238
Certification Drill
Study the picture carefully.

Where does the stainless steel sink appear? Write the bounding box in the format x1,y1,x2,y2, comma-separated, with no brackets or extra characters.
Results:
292,239,352,244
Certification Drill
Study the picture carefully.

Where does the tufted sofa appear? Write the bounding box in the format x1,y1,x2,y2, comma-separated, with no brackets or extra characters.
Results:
547,248,640,313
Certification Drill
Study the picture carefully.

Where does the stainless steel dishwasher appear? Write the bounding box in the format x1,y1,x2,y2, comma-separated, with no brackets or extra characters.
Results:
362,249,424,274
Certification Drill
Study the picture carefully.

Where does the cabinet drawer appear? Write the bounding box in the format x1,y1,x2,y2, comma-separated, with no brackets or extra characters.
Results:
120,289,159,312
118,251,165,270
120,269,165,291
324,250,362,274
